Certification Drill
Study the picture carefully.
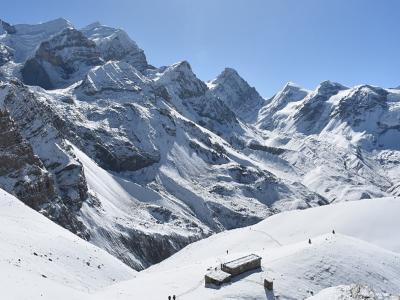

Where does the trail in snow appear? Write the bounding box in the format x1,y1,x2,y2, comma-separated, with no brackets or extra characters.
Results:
95,197,400,300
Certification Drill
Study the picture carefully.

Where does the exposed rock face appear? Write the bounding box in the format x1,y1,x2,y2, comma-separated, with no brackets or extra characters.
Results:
257,82,309,130
21,28,102,89
0,19,16,34
332,85,388,122
185,94,247,148
0,109,54,208
1,18,72,63
0,81,89,237
77,60,151,96
188,95,239,129
0,20,329,269
2,18,400,272
256,80,400,202
0,43,13,66
91,139,159,172
154,61,208,99
82,22,149,71
292,81,348,134
21,58,53,89
151,61,250,147
208,67,264,123
3,83,87,204
92,224,202,270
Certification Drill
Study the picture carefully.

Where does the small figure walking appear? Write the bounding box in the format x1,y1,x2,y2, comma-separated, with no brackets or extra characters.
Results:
226,250,229,255
308,238,312,244
332,229,335,234
168,296,171,300
173,295,176,300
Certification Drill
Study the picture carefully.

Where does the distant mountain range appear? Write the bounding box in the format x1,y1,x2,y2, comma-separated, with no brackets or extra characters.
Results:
1,18,400,273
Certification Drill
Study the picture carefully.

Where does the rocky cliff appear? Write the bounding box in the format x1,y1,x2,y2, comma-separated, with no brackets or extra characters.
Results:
0,18,399,270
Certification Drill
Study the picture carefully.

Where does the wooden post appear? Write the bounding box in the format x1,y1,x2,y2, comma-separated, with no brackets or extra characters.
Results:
264,278,273,290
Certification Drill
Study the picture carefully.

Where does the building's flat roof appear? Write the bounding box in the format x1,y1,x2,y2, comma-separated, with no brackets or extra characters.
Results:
223,254,261,269
205,269,231,282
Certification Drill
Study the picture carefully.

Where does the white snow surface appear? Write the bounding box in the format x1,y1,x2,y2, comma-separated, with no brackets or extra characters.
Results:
0,18,72,62
81,22,148,70
308,284,397,299
72,142,207,268
94,197,400,300
3,185,400,299
1,17,400,300
0,188,135,300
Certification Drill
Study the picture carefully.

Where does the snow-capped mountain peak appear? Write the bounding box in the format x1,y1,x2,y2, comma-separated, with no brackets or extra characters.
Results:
0,18,73,63
213,67,242,82
81,22,148,71
153,60,208,99
81,21,102,30
207,67,265,122
315,80,348,96
0,19,16,34
1,18,400,300
256,82,309,130
21,27,102,89
13,17,73,35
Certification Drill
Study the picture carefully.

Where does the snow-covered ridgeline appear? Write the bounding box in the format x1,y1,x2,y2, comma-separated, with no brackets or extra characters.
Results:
0,17,400,283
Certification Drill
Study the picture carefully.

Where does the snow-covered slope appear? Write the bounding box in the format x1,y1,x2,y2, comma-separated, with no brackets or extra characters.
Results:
96,197,400,300
5,194,399,299
0,18,72,63
255,81,400,203
0,51,325,270
77,60,151,95
0,188,135,300
308,284,396,300
72,143,210,269
1,17,400,277
257,82,310,130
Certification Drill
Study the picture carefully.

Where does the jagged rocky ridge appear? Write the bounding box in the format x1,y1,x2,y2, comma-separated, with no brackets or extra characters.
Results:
0,18,399,270
0,108,54,208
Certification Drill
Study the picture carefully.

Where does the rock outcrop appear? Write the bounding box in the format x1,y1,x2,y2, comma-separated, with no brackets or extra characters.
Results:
1,18,400,272
21,28,102,89
208,67,264,123
1,18,72,62
0,19,16,34
82,22,149,71
0,109,54,208
0,43,13,66
0,81,89,237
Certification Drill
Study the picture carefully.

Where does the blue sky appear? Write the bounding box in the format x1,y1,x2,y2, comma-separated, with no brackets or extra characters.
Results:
2,0,400,97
